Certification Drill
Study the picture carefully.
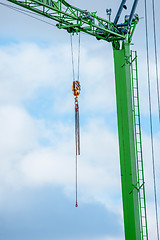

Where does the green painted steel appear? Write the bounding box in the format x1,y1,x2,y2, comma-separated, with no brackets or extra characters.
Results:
4,1,148,239
113,41,141,239
131,51,148,239
113,43,149,239
6,0,138,43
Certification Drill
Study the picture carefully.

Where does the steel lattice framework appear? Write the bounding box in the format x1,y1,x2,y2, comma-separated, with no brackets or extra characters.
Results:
7,0,138,44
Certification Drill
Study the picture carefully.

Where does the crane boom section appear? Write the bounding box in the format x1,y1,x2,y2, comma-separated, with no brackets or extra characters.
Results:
6,0,138,42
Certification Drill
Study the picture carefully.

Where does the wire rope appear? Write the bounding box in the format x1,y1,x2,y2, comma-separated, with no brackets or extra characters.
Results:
0,2,57,28
70,34,75,81
151,0,160,122
144,0,160,238
78,32,81,81
75,154,78,206
1,2,89,38
70,33,81,81
70,32,81,207
1,2,41,15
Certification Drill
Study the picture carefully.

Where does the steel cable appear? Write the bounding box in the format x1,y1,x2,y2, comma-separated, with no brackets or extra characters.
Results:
0,2,57,28
1,2,88,37
70,33,81,82
70,34,75,81
78,33,81,82
70,33,81,207
151,0,160,122
144,0,160,238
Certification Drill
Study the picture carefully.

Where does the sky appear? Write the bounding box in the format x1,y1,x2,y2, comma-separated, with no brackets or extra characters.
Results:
0,0,160,240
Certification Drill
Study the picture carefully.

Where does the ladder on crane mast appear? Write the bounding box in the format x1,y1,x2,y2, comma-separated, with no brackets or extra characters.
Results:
131,51,148,240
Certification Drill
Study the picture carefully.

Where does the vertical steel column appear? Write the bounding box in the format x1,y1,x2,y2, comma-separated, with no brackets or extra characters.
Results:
113,41,141,240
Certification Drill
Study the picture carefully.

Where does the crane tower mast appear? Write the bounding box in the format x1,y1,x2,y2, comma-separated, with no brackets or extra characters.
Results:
5,0,148,239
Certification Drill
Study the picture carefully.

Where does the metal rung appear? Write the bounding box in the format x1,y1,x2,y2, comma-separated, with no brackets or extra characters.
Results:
131,51,148,239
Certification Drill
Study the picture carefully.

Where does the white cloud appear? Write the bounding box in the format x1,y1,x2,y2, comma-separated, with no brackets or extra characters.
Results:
0,1,160,239
0,103,122,215
141,131,160,239
0,41,116,115
146,202,160,240
0,40,159,239
0,105,38,192
11,118,122,214
0,42,71,104
0,105,37,152
138,51,160,116
142,131,160,197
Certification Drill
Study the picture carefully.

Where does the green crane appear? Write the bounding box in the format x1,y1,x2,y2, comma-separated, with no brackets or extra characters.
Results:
5,0,148,239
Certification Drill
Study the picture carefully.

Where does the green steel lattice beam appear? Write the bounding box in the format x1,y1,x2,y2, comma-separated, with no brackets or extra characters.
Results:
6,0,138,43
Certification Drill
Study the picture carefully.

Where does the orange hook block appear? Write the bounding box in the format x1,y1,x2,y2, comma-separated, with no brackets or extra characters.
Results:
72,80,81,97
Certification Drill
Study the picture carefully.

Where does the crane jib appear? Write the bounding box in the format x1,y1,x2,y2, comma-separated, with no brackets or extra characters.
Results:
33,0,55,8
